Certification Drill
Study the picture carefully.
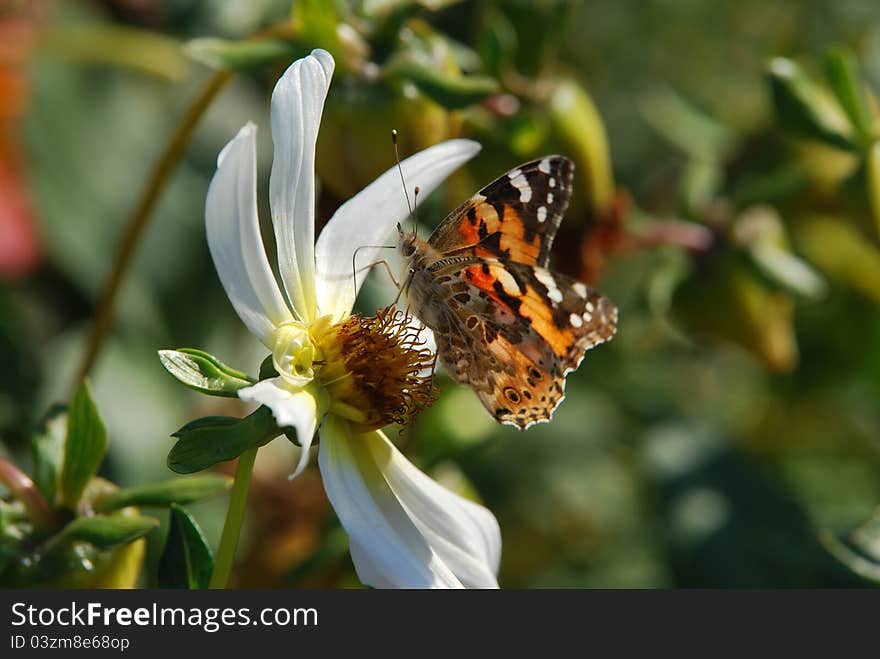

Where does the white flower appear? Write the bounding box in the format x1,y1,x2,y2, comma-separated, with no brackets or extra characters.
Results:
205,49,501,588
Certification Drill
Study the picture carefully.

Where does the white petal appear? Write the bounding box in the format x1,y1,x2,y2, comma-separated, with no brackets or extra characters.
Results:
367,430,501,586
347,539,396,588
269,49,334,322
238,378,323,478
318,418,500,588
206,123,292,346
318,417,460,588
314,139,482,318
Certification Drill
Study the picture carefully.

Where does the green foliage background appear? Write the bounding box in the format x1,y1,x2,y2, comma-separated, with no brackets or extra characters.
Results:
3,0,880,587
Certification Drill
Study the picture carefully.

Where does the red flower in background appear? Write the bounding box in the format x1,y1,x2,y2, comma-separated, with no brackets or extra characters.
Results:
0,14,42,280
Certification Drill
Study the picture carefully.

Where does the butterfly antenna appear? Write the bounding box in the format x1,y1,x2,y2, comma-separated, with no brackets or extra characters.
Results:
412,186,420,238
392,129,414,218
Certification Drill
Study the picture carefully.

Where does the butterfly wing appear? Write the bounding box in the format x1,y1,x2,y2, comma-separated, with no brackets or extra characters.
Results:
427,156,574,267
426,258,617,429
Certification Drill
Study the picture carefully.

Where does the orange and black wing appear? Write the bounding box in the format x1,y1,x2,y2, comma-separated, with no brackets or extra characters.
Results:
427,156,574,267
430,258,617,429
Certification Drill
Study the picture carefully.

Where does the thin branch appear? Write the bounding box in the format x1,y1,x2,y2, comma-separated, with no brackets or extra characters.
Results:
73,70,232,390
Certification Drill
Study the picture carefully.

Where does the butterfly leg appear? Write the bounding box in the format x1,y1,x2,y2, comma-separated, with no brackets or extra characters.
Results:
367,258,401,289
350,245,399,296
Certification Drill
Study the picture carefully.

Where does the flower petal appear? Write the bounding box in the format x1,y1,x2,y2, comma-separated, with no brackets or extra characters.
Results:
314,139,482,318
206,123,293,346
318,417,500,588
318,416,460,588
366,429,501,586
238,378,324,478
269,49,334,321
347,539,396,588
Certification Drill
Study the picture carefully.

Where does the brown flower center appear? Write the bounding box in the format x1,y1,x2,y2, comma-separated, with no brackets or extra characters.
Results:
319,307,437,433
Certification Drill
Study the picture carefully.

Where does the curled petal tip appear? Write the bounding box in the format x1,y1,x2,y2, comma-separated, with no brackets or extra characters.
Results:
308,48,335,75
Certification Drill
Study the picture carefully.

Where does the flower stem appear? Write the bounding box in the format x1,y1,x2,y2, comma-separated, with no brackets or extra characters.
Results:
73,70,232,390
0,459,56,529
209,447,258,589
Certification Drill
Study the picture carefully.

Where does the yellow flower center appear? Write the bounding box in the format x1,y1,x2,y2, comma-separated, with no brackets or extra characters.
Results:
271,321,319,387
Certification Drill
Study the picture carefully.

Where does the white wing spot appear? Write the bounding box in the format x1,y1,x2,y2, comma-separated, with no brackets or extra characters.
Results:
547,192,554,204
495,267,521,295
570,312,583,328
535,269,563,304
573,282,587,298
509,172,532,203
538,158,551,174
582,311,592,322
537,206,547,223
585,301,595,313
549,178,556,188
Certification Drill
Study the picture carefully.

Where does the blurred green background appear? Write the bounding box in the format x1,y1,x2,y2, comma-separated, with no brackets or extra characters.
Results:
3,0,880,587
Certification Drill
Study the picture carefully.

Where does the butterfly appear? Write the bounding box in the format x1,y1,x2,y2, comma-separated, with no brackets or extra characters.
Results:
397,156,618,429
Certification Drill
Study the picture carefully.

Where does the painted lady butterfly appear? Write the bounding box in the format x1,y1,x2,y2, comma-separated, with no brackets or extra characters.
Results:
398,156,618,429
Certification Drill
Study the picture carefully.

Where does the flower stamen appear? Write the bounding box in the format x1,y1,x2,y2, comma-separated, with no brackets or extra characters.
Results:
318,307,437,432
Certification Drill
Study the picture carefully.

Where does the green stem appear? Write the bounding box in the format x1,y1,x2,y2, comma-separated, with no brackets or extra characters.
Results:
866,141,880,240
209,447,258,589
73,70,232,391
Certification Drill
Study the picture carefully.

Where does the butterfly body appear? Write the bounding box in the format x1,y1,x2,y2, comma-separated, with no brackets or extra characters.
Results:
399,156,617,429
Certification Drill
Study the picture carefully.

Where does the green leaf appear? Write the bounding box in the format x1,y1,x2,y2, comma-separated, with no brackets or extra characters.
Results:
681,159,723,215
385,59,499,109
158,504,213,589
94,475,232,513
748,243,827,299
53,515,158,550
259,355,279,381
0,501,27,574
731,164,810,209
361,0,464,18
767,57,855,150
158,349,255,397
478,9,517,76
444,37,483,74
0,500,28,529
825,48,875,146
549,78,615,215
167,406,280,474
31,404,67,504
733,206,827,299
639,86,735,161
186,38,310,72
290,0,340,54
59,381,108,509
796,215,880,302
